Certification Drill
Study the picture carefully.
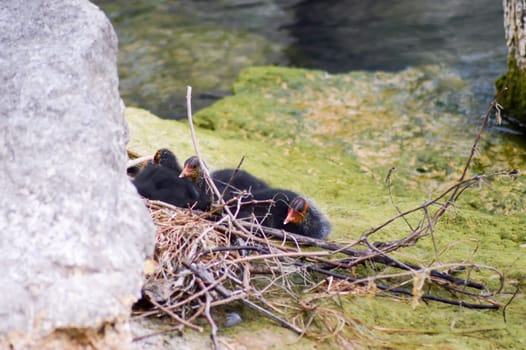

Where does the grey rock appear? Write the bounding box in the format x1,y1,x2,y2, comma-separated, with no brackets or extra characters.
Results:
0,0,155,347
224,312,243,328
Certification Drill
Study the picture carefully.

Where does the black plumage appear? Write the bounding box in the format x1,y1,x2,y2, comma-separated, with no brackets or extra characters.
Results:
178,156,215,207
212,168,269,200
127,148,181,177
132,164,209,210
238,188,331,239
179,156,269,201
132,149,210,210
153,148,182,173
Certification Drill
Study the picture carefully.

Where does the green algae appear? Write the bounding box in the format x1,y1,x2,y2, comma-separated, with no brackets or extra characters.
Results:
496,55,526,125
126,64,526,349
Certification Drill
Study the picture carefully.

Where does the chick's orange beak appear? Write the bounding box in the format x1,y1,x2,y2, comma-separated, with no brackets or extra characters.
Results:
179,165,194,179
179,168,189,178
284,208,303,225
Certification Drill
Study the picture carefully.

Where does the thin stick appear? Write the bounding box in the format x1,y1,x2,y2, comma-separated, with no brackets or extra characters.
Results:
149,298,203,332
502,285,520,323
423,206,440,264
185,86,252,232
132,326,182,342
385,167,414,231
127,155,153,168
217,155,246,199
229,250,331,264
185,261,304,334
199,280,219,350
432,100,497,223
186,86,218,197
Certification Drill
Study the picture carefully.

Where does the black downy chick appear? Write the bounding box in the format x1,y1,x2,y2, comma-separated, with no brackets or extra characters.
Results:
132,149,209,210
179,156,269,202
152,148,182,173
238,188,331,239
127,148,181,177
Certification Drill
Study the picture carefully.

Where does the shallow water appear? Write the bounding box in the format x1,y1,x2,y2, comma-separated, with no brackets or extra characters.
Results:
93,0,506,119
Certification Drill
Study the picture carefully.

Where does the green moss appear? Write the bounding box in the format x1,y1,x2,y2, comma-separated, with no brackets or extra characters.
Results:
232,66,326,94
193,94,305,140
496,55,526,124
341,296,522,349
126,64,526,349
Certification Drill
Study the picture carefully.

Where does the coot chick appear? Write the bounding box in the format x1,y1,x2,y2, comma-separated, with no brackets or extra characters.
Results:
238,188,331,240
153,148,182,173
179,156,206,184
283,196,331,239
179,156,215,205
127,148,181,177
127,156,152,177
179,156,269,201
133,161,210,210
212,167,269,199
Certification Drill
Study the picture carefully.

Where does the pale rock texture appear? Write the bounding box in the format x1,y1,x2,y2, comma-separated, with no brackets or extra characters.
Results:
504,0,526,67
0,0,155,348
497,0,526,125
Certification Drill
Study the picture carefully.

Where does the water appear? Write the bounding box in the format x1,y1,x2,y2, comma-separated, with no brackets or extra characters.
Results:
288,1,505,70
93,0,506,119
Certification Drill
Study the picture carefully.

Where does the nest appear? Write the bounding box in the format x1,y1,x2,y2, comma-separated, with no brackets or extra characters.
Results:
136,199,343,335
133,192,510,348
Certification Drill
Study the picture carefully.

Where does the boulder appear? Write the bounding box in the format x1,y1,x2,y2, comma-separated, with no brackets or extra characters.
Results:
0,0,155,348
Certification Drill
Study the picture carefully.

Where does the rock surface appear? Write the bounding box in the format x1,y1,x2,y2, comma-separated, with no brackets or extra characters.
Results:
496,0,526,127
0,0,154,348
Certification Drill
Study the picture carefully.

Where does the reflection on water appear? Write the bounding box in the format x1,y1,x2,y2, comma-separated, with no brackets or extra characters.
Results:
93,0,506,118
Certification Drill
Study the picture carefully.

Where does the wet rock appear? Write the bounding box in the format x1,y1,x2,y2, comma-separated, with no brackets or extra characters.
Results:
0,0,154,348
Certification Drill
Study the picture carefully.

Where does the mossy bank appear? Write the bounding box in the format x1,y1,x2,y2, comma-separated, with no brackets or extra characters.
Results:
496,55,526,128
127,65,526,349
